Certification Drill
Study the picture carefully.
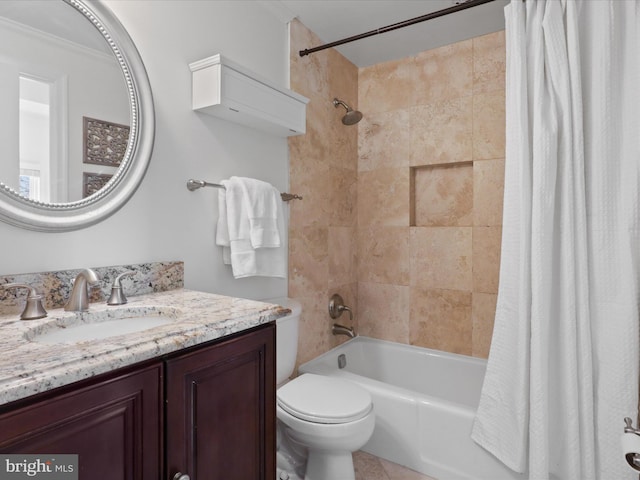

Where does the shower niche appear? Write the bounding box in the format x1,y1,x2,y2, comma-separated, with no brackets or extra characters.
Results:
410,162,473,227
189,54,309,137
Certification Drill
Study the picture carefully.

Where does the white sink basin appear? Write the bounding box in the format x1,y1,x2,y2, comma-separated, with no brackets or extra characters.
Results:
29,306,180,344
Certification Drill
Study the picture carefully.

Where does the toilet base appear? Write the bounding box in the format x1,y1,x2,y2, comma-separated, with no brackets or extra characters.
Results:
305,451,355,480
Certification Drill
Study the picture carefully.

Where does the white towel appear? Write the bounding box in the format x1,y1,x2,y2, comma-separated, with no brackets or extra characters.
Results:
218,177,286,279
238,176,281,248
215,180,231,264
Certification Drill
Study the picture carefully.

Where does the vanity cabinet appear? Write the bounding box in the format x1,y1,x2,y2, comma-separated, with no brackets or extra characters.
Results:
0,323,276,480
0,363,163,479
166,324,276,479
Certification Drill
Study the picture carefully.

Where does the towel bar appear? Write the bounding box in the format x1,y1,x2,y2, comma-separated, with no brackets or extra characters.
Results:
186,179,302,201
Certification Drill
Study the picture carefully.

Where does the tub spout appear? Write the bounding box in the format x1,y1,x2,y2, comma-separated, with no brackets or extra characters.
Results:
332,323,356,338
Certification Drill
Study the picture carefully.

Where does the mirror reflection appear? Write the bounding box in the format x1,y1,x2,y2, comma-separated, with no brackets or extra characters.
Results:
0,0,130,204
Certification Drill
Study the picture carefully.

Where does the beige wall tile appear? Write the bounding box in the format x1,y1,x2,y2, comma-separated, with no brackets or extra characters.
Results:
328,165,358,227
413,40,473,105
359,110,411,172
295,293,334,367
472,226,502,294
290,20,330,99
473,158,505,226
358,282,410,343
329,227,357,288
289,225,329,298
289,160,331,228
410,227,473,291
473,31,506,94
359,58,420,115
289,20,359,365
413,163,473,227
410,287,472,355
358,226,410,285
472,293,497,358
473,90,506,160
410,96,473,166
358,168,410,227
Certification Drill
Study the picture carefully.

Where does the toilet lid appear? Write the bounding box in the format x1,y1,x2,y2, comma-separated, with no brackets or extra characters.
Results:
277,373,372,424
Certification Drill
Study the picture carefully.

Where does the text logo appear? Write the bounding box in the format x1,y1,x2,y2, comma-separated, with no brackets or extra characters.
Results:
0,456,77,480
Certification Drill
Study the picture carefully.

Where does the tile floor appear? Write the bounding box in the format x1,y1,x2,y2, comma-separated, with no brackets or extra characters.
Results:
354,451,437,480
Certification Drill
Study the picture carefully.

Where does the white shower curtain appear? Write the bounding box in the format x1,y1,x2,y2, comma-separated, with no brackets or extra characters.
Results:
472,1,640,479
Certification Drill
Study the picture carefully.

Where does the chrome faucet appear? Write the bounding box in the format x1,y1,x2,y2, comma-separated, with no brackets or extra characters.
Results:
107,271,135,305
332,323,356,338
64,269,101,312
329,294,356,338
1,283,47,320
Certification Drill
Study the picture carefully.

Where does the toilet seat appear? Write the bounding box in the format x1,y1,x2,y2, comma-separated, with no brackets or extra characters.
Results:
277,373,372,424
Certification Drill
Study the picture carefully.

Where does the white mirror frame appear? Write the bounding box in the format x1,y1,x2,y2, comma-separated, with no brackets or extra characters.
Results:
0,0,154,232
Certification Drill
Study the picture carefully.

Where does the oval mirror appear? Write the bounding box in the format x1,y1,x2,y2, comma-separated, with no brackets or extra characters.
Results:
0,0,154,231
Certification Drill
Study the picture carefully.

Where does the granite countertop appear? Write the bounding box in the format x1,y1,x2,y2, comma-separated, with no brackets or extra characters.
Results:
0,288,287,407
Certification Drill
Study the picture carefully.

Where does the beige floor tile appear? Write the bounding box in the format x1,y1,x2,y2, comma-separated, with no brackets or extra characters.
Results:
354,451,437,480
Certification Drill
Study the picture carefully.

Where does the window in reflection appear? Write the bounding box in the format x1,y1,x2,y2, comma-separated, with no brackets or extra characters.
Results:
19,75,50,202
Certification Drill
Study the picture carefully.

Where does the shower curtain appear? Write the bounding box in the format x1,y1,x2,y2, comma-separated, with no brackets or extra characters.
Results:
471,1,640,479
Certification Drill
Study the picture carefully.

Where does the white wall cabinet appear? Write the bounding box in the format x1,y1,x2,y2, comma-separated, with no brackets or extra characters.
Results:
190,54,308,137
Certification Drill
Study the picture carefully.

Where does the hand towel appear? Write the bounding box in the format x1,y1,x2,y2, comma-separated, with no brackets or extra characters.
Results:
238,176,281,249
224,177,286,279
214,180,231,264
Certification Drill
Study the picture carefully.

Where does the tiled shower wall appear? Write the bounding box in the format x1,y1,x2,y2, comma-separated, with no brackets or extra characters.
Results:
289,19,505,363
357,32,505,357
288,20,359,366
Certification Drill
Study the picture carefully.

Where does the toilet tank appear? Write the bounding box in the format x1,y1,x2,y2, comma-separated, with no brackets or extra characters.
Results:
265,297,301,385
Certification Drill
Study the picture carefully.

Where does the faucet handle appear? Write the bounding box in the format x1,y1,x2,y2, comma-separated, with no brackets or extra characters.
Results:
625,417,640,435
328,294,353,321
2,283,47,320
107,271,135,306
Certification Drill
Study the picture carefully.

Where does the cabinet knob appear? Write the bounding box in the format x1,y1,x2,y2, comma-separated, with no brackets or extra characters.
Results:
173,473,190,480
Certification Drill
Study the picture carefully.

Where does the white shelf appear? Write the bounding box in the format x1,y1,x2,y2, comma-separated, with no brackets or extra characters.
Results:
189,54,309,137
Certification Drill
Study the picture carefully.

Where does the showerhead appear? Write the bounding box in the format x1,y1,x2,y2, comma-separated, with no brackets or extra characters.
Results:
333,98,363,125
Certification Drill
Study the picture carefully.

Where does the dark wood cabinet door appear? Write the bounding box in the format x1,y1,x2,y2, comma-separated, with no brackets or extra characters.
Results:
0,363,163,480
166,324,275,480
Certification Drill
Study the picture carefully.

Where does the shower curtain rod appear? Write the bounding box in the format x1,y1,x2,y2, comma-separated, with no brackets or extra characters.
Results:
299,0,496,57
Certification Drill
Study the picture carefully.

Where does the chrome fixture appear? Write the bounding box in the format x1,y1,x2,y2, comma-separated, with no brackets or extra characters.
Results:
329,293,353,321
338,353,347,369
624,418,640,471
1,283,47,320
299,0,494,58
332,323,356,339
186,179,302,202
107,271,135,306
64,269,101,312
333,98,363,125
625,417,640,435
329,294,356,338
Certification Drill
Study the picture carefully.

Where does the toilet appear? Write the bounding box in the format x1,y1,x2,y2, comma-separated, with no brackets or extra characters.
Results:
268,297,375,480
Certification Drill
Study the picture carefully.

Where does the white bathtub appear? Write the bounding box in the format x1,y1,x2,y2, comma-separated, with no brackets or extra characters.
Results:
298,336,525,480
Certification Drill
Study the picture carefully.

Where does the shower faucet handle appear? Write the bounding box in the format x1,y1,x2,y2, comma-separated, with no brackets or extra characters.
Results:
625,417,640,435
328,293,353,321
